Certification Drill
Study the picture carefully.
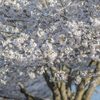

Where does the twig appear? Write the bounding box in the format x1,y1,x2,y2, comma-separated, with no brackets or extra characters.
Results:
60,14,68,20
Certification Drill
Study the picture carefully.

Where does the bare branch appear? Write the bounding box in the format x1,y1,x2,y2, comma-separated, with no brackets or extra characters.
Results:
18,82,46,100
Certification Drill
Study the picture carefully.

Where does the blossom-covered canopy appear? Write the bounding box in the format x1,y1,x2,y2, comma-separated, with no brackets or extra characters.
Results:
0,0,100,84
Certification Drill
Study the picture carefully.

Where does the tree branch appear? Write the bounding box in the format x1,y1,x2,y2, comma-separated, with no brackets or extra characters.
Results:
75,60,96,100
18,82,45,100
43,70,54,92
66,68,73,99
82,61,100,100
58,65,68,100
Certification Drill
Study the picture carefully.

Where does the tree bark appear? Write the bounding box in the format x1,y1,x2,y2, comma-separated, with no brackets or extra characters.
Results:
59,82,67,100
75,80,85,100
75,60,97,100
52,83,61,100
82,61,100,100
43,71,61,100
43,67,67,100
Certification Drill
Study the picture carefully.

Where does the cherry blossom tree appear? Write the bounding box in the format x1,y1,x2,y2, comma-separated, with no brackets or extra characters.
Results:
0,0,100,100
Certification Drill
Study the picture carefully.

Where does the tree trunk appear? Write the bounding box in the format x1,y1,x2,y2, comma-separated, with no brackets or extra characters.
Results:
52,82,67,100
52,83,61,100
43,70,68,100
75,80,85,100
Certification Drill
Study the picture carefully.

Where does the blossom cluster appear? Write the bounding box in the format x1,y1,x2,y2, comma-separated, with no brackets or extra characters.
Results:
50,70,68,82
0,0,100,84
